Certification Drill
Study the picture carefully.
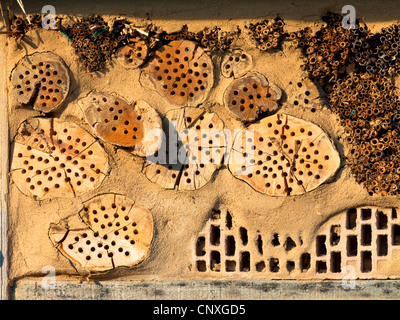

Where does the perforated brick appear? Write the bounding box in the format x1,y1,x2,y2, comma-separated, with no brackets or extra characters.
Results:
49,194,153,272
223,72,281,122
143,107,225,191
11,52,70,113
313,207,400,279
11,118,109,200
228,113,340,196
78,91,163,157
221,50,253,78
193,207,400,279
193,208,311,277
141,39,214,107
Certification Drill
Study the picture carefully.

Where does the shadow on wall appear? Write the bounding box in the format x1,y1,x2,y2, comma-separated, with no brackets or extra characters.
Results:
7,0,400,22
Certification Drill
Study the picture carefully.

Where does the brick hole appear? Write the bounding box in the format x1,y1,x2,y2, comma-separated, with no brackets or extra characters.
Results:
256,261,266,272
392,225,400,245
271,233,280,246
346,208,357,230
347,236,358,257
376,210,388,229
196,260,206,272
287,260,295,273
300,253,311,272
225,260,236,272
210,225,220,246
316,261,327,273
225,235,236,256
256,234,263,255
330,252,341,273
283,237,296,251
361,225,372,246
392,209,397,220
239,227,248,246
225,211,232,230
210,251,221,272
316,235,327,256
269,258,279,272
361,208,372,220
361,251,372,273
330,225,341,246
377,235,388,256
240,251,250,272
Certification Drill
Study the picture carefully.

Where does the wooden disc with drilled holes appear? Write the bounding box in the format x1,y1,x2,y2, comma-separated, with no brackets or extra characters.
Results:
49,194,153,272
115,39,148,69
11,118,109,200
143,107,225,191
221,50,253,78
10,52,70,113
141,40,214,107
78,91,163,156
223,72,281,123
285,78,322,109
228,114,340,196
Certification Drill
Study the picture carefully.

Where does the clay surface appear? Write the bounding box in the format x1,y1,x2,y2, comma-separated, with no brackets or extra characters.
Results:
5,1,400,285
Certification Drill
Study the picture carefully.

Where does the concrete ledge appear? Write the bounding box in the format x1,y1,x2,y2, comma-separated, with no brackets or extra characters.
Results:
11,279,400,300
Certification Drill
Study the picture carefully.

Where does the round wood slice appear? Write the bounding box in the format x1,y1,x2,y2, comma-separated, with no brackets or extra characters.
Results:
141,40,214,107
11,52,70,113
11,118,109,200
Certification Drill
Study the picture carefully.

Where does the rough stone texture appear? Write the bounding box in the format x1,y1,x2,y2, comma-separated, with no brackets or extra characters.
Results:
11,279,400,300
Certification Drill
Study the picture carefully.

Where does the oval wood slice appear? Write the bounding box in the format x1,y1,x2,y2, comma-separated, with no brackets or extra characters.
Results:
143,107,225,190
228,113,340,196
49,194,153,272
78,91,163,157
